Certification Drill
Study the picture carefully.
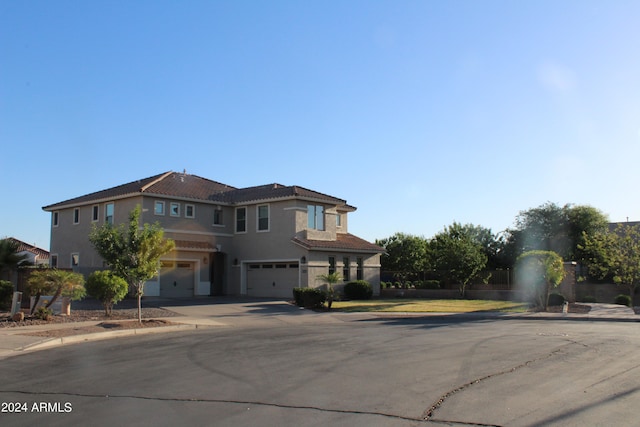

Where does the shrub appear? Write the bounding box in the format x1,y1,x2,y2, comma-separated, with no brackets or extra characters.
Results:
292,288,326,309
0,280,13,310
34,306,52,321
581,295,597,303
86,270,129,316
417,280,440,290
547,293,565,306
614,294,631,307
343,280,373,300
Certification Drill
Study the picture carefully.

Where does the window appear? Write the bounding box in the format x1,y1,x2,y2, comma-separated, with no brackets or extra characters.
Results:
71,253,80,267
105,203,114,225
336,213,342,227
236,207,246,233
50,254,58,268
170,202,180,217
185,204,195,218
92,205,99,222
328,256,336,275
73,208,79,224
357,257,363,281
257,204,269,231
53,212,59,227
307,205,324,230
213,208,223,225
343,257,350,281
155,201,165,216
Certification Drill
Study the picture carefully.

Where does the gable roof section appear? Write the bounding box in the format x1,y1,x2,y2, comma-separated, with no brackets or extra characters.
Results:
218,183,347,205
43,172,236,210
292,233,384,253
8,237,50,259
43,172,352,210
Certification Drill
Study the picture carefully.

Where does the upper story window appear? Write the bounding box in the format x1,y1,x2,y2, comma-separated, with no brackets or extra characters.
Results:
257,204,269,231
155,201,165,216
53,212,59,227
336,213,342,227
170,202,180,217
357,257,363,281
213,208,223,225
185,204,195,218
307,205,325,230
92,205,99,222
236,207,247,233
105,203,114,225
73,208,80,224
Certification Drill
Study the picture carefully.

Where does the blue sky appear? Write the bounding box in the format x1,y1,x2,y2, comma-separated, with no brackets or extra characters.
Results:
2,0,640,250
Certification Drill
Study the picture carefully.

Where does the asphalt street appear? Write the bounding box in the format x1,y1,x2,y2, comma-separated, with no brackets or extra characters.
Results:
1,317,639,426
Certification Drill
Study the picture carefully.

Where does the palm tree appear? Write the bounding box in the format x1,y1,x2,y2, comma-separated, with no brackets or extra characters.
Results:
316,272,342,310
0,239,28,282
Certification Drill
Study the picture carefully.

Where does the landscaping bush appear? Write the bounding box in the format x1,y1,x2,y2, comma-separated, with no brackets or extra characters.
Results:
416,280,440,290
547,293,565,306
0,280,13,310
292,288,327,309
86,270,129,316
343,280,373,300
614,294,631,307
581,295,597,303
34,306,52,321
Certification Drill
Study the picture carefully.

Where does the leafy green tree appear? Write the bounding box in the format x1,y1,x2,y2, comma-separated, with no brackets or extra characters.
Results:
0,238,29,282
429,223,488,297
86,270,129,316
376,233,429,281
503,203,608,266
26,269,86,314
316,272,342,310
580,225,640,306
515,250,564,310
90,205,175,322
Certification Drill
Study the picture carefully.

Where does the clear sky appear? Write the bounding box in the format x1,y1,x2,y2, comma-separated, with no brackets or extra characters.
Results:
2,0,639,250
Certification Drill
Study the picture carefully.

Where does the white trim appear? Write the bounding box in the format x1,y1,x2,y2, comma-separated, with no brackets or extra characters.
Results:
256,203,270,232
154,200,165,216
170,202,180,217
185,204,195,218
235,206,247,234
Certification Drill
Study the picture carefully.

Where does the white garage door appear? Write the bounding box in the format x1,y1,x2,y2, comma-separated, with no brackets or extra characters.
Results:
246,263,299,298
160,261,195,298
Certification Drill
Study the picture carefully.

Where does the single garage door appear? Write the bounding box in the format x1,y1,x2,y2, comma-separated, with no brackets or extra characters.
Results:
247,263,299,298
160,261,195,298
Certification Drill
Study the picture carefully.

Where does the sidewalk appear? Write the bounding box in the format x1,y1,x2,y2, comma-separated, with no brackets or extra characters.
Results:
1,301,637,359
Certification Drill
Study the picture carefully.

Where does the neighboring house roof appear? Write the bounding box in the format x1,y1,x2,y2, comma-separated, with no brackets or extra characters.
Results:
7,237,50,262
292,233,384,253
42,171,353,210
609,221,640,231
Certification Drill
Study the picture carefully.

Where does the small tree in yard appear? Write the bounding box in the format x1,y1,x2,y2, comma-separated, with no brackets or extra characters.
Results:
515,250,564,310
316,272,342,310
86,270,128,316
26,269,86,315
89,205,175,323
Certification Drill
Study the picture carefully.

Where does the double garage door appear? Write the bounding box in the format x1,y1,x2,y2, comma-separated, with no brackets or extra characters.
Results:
247,263,299,298
160,261,195,298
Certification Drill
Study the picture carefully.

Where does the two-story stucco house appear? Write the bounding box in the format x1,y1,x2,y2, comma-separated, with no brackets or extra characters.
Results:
42,171,383,299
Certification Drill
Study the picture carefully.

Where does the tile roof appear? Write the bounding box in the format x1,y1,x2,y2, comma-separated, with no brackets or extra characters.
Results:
173,240,216,251
43,171,350,210
8,237,50,259
292,233,384,253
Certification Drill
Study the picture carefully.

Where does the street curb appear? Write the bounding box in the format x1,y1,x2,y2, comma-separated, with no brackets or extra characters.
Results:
20,323,210,352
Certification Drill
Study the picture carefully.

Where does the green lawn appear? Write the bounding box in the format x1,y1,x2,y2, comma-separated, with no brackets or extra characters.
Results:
331,299,529,313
